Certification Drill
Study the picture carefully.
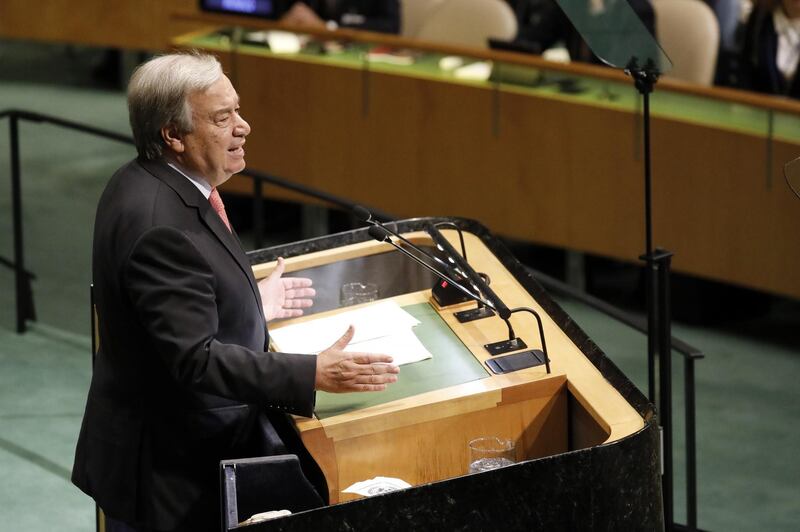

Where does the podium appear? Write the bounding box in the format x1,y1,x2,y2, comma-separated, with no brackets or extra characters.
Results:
240,217,662,530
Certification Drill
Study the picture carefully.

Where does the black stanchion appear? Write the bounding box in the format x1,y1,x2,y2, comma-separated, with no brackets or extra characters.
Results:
685,355,699,531
2,109,134,333
656,249,674,529
9,113,26,333
627,61,676,529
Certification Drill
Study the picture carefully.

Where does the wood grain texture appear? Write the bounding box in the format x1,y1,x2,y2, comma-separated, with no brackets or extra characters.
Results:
0,0,201,50
5,5,799,296
199,41,800,298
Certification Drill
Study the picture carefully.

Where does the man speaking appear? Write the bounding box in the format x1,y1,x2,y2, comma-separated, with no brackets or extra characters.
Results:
72,52,399,532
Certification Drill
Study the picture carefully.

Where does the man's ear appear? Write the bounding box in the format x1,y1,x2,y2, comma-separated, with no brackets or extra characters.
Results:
161,124,185,154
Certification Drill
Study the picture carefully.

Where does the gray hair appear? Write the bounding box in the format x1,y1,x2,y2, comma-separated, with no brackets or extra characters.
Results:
127,52,223,160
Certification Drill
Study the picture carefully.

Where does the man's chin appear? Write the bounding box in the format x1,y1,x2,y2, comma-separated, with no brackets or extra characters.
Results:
226,161,247,177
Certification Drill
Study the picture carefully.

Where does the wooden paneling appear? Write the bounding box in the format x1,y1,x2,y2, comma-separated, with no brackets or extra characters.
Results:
7,3,798,298
0,0,200,50
222,45,800,298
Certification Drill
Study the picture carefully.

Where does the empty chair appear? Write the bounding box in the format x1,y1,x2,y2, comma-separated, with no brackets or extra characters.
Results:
412,0,518,49
652,0,720,85
401,0,447,38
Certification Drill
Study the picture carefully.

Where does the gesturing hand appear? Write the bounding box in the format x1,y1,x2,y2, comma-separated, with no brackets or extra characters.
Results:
315,325,400,393
258,257,315,322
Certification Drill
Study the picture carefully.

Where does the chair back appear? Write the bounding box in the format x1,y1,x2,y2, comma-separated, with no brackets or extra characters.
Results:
401,0,447,38
220,455,324,531
652,0,720,85
412,0,518,49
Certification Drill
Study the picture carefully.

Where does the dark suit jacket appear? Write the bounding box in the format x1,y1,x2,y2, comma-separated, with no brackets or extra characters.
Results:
741,6,800,98
72,158,325,531
289,0,400,33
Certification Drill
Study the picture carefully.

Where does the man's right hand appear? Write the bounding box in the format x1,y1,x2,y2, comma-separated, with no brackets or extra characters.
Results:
315,325,399,393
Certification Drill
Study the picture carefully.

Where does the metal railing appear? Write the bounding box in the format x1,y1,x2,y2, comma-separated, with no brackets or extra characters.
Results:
2,108,701,530
0,109,133,333
0,108,391,333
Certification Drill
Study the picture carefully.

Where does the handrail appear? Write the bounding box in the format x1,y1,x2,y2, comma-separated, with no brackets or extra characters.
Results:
240,167,395,224
529,267,704,360
0,109,134,144
0,108,391,330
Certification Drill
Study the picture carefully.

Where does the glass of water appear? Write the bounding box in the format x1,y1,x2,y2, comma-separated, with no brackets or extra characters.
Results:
468,436,515,474
340,282,379,307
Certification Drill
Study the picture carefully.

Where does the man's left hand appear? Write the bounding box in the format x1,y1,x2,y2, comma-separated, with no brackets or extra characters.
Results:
259,257,315,321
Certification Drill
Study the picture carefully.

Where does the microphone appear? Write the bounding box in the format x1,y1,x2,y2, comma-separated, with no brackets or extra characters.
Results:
433,221,468,261
356,206,486,309
356,208,471,282
356,206,469,291
366,222,551,374
367,225,488,307
353,205,373,224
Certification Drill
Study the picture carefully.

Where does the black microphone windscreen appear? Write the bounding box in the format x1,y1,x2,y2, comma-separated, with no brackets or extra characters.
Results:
353,205,372,223
368,224,390,242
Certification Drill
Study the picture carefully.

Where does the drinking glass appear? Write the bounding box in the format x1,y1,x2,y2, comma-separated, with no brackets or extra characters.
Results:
340,282,379,307
468,436,515,474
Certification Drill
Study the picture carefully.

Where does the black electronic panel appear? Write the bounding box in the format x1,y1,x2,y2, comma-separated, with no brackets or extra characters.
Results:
199,0,287,19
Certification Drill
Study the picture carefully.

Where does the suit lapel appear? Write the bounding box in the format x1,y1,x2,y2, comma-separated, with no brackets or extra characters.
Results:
138,158,266,325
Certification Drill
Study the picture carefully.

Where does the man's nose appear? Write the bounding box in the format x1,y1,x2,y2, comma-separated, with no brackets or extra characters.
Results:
235,113,251,136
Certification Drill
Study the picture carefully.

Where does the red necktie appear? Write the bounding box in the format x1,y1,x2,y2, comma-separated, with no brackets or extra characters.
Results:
209,188,232,232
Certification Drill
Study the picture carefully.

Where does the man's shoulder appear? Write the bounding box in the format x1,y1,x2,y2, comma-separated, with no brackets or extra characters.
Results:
110,157,164,184
104,158,190,206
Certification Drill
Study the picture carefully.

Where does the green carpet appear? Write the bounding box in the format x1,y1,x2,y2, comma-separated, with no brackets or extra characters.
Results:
0,323,93,531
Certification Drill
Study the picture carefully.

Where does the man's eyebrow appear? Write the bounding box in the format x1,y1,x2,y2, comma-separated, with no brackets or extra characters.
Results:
211,106,236,117
211,96,241,117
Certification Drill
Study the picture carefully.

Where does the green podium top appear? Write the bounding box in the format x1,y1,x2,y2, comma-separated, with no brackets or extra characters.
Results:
314,303,489,420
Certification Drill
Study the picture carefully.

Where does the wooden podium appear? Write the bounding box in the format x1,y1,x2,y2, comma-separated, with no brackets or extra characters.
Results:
243,218,662,530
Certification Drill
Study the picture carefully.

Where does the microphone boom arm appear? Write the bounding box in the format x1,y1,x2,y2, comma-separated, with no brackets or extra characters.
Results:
368,225,491,309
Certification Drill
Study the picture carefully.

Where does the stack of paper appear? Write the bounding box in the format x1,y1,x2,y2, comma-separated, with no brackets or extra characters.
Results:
264,31,302,54
342,476,411,497
365,46,416,65
269,300,432,366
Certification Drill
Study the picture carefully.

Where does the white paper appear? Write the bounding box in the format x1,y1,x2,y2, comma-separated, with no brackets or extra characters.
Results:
345,328,432,366
342,476,412,497
239,509,291,525
366,51,415,65
265,31,302,54
270,300,430,366
453,61,492,81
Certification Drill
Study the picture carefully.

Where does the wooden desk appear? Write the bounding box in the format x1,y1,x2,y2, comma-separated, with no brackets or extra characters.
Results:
252,227,644,504
176,27,800,300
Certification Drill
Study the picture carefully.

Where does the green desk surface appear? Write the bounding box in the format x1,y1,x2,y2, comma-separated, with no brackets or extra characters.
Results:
313,302,489,420
182,31,800,143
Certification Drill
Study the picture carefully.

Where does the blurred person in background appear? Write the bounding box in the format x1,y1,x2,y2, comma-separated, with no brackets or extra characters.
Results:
281,0,400,34
504,0,656,63
741,0,800,97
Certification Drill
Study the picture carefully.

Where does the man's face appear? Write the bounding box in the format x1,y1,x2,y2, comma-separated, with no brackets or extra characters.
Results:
170,75,251,187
